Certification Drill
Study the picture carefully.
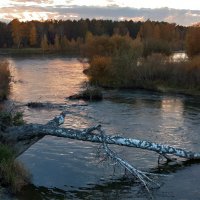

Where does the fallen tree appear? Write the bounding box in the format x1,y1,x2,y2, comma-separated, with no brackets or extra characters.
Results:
2,110,200,160
1,110,200,191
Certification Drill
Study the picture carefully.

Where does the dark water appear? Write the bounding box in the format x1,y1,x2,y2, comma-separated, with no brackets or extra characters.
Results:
3,56,200,199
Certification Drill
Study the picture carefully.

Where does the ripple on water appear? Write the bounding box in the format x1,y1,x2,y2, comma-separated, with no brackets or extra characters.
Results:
6,56,200,200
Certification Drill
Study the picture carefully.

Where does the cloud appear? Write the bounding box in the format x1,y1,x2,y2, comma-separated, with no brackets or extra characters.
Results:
11,0,53,3
120,16,145,22
106,0,115,2
186,11,200,17
0,4,200,25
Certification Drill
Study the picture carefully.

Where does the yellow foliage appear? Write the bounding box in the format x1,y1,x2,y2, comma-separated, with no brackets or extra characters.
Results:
89,56,112,77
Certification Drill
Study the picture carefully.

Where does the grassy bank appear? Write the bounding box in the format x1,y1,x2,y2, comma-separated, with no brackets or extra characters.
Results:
83,35,200,96
0,144,30,193
0,57,29,193
0,60,10,100
0,111,29,193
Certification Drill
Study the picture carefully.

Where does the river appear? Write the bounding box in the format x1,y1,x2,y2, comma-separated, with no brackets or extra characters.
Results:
2,55,200,199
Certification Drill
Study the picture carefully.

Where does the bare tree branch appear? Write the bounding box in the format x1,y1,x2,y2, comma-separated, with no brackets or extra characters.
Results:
98,127,161,194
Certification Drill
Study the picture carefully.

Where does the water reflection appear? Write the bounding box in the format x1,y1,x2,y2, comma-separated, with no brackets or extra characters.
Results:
159,97,185,146
5,56,200,200
17,178,147,200
170,52,188,62
9,57,86,104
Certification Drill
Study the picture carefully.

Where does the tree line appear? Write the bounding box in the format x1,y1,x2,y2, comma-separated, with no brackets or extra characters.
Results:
0,19,186,49
0,18,199,56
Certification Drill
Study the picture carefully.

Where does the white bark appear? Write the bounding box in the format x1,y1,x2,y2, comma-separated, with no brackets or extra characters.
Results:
1,111,200,160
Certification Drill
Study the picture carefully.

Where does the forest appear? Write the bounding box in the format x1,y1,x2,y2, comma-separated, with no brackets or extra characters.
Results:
0,18,199,57
0,19,188,51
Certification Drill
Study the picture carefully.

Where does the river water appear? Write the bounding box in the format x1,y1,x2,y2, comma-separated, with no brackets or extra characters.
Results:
2,55,200,199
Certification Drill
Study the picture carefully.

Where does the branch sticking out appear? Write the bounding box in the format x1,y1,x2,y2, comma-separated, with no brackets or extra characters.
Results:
97,126,161,194
46,111,68,127
4,111,200,160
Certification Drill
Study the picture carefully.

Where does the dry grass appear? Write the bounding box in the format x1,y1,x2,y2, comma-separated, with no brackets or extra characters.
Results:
0,60,10,100
0,144,31,193
132,54,200,91
0,110,28,193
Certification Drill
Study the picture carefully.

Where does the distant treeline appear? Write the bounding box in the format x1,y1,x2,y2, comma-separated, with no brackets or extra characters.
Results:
0,19,188,51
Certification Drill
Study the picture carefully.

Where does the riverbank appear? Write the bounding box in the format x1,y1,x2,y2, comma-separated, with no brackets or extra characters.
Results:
0,60,10,101
156,86,200,97
82,34,200,97
86,55,200,97
0,58,30,194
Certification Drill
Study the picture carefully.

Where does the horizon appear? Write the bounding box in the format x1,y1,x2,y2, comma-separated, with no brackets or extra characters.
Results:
0,0,200,26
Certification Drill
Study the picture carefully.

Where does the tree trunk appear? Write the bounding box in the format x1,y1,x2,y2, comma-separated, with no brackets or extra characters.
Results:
1,111,200,160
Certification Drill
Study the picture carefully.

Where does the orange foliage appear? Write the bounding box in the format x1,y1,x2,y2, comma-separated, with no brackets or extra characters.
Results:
186,27,200,57
87,56,112,85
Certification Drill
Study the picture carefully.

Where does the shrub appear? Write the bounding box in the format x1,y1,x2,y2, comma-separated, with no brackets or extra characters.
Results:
139,54,200,91
0,60,10,100
0,144,31,193
186,27,200,57
173,56,200,89
133,53,170,88
81,87,103,100
87,56,112,86
83,33,200,93
0,110,28,192
69,87,103,101
142,39,172,57
0,111,25,131
83,34,143,88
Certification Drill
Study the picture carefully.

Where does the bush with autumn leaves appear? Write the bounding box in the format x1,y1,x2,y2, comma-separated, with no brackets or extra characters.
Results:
82,32,200,94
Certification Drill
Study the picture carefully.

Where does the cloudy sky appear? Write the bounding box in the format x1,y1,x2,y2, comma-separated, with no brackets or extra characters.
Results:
0,0,200,25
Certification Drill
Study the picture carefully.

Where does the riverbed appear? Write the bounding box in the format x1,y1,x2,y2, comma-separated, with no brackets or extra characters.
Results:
2,55,200,199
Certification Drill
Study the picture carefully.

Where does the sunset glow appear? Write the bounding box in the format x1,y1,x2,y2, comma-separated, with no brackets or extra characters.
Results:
0,0,200,25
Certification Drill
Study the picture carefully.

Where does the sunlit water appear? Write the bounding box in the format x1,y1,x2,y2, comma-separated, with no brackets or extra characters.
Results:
2,55,200,199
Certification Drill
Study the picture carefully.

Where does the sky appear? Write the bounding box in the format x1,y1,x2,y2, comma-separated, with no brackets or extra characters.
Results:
0,0,200,25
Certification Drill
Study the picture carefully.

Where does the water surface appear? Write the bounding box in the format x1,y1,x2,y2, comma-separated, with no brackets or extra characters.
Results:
4,55,200,199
